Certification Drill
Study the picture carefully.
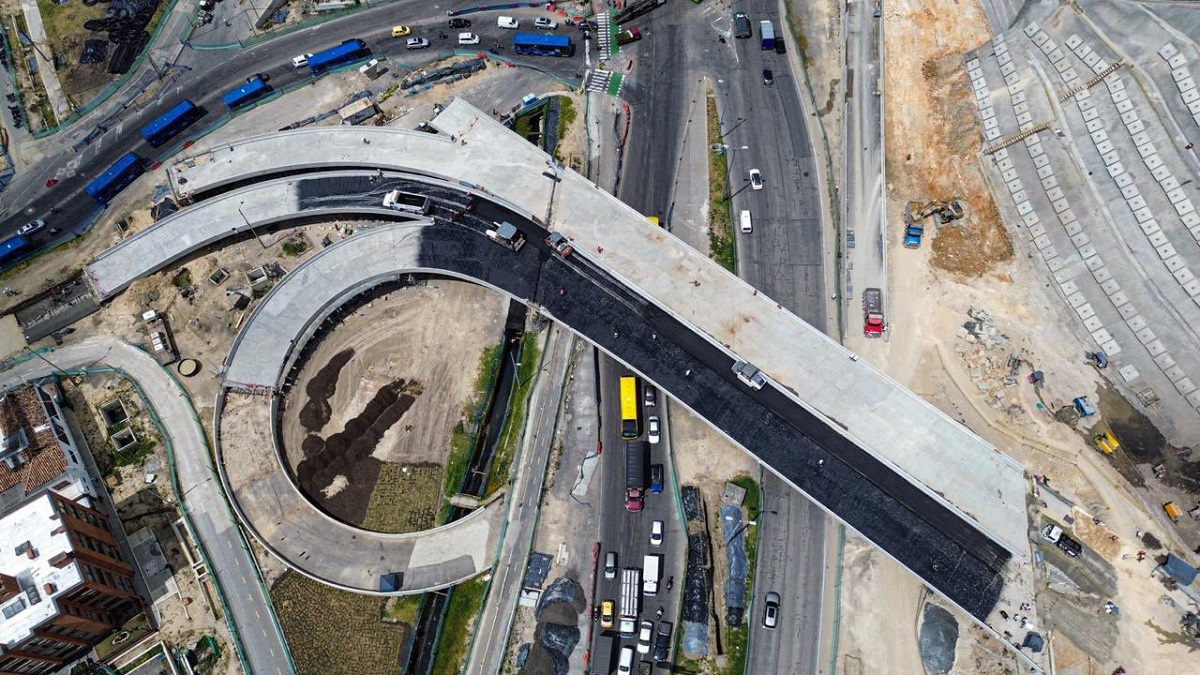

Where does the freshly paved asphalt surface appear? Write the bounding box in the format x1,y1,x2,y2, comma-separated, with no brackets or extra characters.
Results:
0,338,292,675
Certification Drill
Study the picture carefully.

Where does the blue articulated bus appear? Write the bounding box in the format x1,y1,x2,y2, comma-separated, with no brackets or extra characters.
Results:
0,234,31,265
86,153,145,206
513,33,575,57
139,99,203,148
307,39,370,75
223,76,271,109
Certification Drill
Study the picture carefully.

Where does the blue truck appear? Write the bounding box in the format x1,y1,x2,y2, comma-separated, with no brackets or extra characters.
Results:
760,20,775,50
903,221,925,248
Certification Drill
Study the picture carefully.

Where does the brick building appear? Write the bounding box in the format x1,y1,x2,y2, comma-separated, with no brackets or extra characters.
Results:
0,381,92,513
0,491,143,674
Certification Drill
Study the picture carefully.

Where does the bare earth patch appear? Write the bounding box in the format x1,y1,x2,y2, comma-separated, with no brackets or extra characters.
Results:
279,279,508,529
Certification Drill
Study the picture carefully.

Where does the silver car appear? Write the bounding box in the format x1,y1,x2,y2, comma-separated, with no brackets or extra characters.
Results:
762,591,780,629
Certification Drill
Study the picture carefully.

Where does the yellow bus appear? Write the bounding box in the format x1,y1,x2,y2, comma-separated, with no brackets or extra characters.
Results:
619,376,640,439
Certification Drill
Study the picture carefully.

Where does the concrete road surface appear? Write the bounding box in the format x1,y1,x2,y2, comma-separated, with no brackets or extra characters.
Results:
0,338,293,675
840,1,887,338
467,326,574,675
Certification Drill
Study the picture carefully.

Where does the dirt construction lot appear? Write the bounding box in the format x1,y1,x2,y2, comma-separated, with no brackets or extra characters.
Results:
279,279,508,528
830,0,1200,673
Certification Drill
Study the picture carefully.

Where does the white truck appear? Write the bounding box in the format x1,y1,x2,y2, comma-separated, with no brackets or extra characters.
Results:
619,568,641,637
642,554,661,597
381,189,432,215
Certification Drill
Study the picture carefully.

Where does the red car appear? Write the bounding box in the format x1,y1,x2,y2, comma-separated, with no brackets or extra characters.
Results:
625,488,644,512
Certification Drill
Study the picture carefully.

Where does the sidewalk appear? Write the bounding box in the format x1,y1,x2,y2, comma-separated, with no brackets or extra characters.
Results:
19,0,71,124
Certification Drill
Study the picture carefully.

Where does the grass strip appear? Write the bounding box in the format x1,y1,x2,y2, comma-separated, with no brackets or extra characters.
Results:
485,335,542,495
705,89,737,272
429,576,489,675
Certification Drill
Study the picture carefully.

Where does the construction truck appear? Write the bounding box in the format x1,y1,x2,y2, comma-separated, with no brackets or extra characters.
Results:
546,231,574,258
625,441,649,512
1093,431,1120,455
863,288,885,337
902,199,965,248
486,221,525,252
619,568,641,638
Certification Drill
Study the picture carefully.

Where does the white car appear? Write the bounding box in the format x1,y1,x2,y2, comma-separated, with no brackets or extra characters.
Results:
292,53,313,68
749,168,764,191
406,37,430,50
617,646,634,674
16,219,45,236
534,17,559,30
650,520,663,547
637,620,654,653
648,416,660,444
458,32,480,45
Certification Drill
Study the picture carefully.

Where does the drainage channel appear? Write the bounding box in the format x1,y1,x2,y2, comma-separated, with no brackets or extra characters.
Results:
407,299,529,675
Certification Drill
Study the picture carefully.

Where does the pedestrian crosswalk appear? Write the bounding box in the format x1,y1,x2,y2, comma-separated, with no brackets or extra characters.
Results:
584,70,624,97
584,69,612,93
596,11,614,57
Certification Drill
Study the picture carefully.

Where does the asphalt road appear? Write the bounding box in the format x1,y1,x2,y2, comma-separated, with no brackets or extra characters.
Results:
0,1,589,245
609,2,833,671
0,338,293,675
593,358,683,673
711,2,832,672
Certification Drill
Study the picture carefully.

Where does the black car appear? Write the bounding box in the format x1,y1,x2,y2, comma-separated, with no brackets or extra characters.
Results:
762,69,774,86
448,17,471,28
1056,534,1082,558
653,621,673,662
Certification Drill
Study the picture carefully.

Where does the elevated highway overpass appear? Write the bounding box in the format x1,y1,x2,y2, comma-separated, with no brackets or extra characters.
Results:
83,100,1032,624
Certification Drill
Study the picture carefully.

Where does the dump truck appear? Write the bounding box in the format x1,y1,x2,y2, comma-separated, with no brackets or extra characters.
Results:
626,441,649,511
863,288,885,337
486,221,525,252
546,231,574,258
382,190,433,215
1164,502,1182,522
619,568,641,637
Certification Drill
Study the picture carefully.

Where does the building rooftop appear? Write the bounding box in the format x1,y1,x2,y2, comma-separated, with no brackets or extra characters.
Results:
0,492,83,645
0,385,68,503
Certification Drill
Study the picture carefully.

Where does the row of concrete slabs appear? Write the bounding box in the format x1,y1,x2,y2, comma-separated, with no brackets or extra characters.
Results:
966,8,1200,444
